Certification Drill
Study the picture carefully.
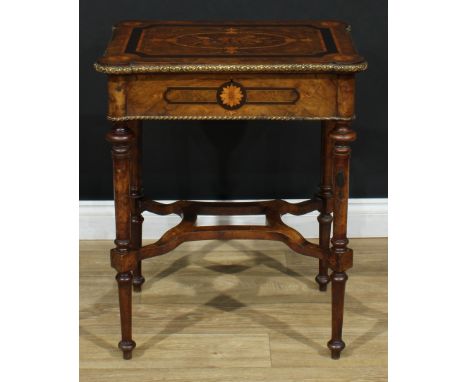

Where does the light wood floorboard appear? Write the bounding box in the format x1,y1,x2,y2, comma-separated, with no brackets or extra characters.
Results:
80,238,387,381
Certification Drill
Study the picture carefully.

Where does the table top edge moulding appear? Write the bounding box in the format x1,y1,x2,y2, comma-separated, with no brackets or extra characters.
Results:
94,62,368,75
95,19,368,361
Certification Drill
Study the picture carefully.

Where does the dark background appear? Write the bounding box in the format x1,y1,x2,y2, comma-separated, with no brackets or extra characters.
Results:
80,0,387,200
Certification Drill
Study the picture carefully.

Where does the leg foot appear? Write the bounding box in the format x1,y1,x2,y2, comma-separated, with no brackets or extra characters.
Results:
119,340,136,360
133,278,145,292
315,259,330,291
132,261,145,292
327,339,346,360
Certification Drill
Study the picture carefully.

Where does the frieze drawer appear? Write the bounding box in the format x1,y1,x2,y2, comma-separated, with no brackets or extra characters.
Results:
108,73,355,121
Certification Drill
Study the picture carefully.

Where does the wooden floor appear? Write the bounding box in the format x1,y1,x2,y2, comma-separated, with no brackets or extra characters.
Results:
80,238,387,382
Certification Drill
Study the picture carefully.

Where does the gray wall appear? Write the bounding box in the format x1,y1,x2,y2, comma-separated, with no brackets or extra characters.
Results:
80,0,387,200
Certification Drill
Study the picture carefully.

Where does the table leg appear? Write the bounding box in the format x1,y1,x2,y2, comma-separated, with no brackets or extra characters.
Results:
106,122,136,359
327,121,356,359
315,121,334,291
129,121,145,292
116,271,136,359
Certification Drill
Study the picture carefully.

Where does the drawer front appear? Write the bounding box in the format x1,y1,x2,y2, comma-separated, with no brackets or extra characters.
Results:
109,74,354,120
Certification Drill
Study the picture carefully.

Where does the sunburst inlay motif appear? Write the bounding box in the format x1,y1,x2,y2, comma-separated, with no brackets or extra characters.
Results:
219,84,244,108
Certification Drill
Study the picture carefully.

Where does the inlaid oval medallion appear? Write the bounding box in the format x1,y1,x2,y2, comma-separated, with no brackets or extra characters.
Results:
216,81,247,110
175,32,290,53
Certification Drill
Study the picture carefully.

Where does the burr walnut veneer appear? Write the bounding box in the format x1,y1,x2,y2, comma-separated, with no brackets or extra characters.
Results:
95,20,367,361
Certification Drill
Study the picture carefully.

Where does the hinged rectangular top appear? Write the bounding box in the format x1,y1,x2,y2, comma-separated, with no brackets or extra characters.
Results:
95,20,367,74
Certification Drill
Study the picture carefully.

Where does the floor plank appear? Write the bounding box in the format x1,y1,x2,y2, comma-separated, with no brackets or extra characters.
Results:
81,333,271,369
80,238,387,381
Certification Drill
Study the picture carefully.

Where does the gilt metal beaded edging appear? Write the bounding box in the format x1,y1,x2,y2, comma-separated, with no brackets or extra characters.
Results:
107,115,355,121
94,62,368,75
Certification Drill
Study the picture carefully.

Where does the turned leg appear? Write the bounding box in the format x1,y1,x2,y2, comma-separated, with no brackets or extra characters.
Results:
316,121,334,291
129,121,145,292
327,121,356,359
106,122,136,359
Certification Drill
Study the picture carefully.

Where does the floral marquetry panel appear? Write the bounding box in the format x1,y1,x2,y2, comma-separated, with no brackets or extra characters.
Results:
96,20,367,74
128,25,326,57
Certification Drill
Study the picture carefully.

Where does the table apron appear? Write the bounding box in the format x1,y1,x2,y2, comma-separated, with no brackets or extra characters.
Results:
107,73,355,121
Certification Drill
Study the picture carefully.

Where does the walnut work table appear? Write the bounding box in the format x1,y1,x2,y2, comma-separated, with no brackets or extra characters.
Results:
94,20,367,360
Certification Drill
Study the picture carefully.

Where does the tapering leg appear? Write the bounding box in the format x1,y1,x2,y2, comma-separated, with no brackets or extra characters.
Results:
116,272,136,359
316,121,334,291
129,121,145,292
327,121,356,359
328,271,348,359
106,122,136,359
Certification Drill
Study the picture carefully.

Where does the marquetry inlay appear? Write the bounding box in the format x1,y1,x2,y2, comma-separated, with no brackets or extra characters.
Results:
95,21,367,74
216,81,247,110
